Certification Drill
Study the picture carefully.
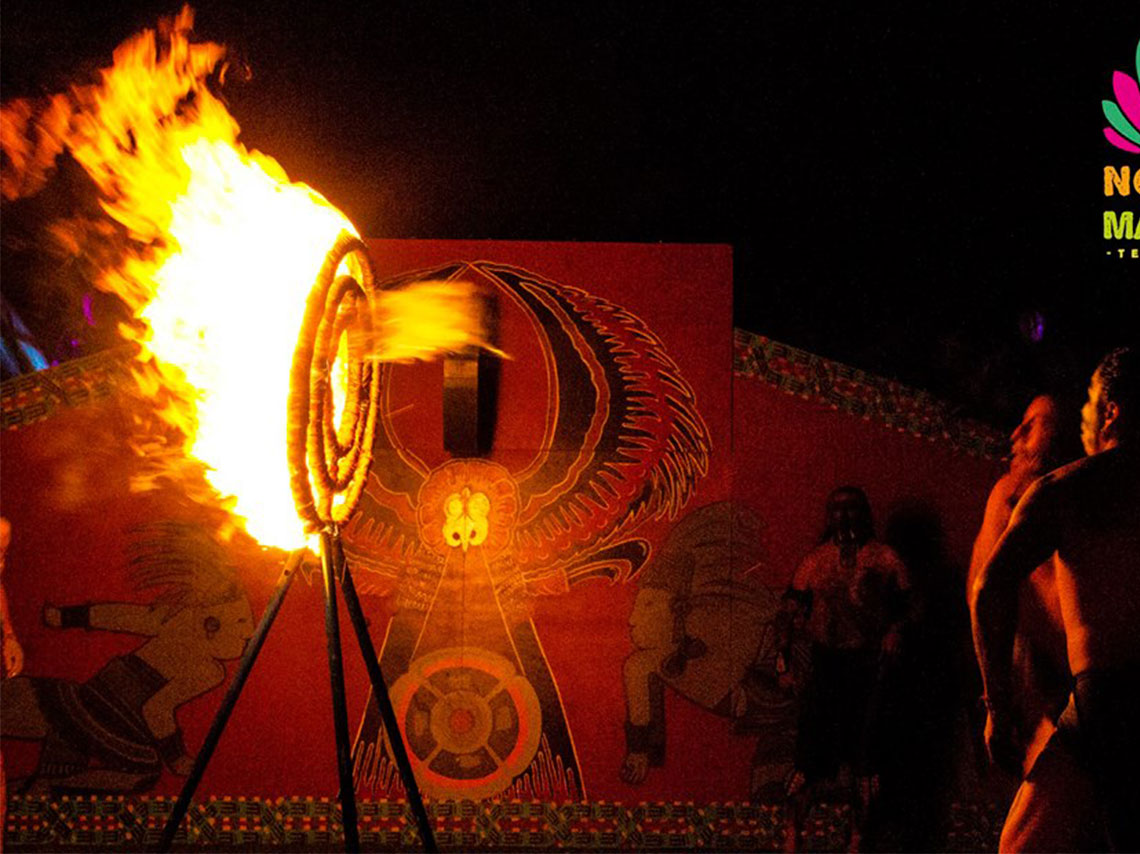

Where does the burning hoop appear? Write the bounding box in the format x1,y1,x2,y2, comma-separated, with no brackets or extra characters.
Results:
287,231,381,530
161,233,437,854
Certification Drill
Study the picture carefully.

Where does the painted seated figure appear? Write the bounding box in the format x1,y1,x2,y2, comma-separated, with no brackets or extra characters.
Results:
620,502,808,799
0,522,253,796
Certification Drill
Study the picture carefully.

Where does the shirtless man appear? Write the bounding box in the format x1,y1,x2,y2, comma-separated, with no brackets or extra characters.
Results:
971,347,1139,852
968,396,1071,773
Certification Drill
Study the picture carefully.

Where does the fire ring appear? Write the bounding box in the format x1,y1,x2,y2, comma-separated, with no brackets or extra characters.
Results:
287,231,380,531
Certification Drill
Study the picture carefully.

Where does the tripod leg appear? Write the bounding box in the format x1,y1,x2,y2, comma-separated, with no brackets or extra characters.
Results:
157,550,303,852
321,532,360,853
337,549,438,853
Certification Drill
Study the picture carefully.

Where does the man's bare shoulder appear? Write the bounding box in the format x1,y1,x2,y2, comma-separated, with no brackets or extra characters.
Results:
1022,449,1140,528
1001,458,1087,530
1036,447,1136,492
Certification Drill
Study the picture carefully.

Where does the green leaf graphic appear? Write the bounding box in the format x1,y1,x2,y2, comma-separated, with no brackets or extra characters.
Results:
1103,99,1140,145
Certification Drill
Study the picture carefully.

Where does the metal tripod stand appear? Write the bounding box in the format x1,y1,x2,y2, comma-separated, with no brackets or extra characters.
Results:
156,530,437,853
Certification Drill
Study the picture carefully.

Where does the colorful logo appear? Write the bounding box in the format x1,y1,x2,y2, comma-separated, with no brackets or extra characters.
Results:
1103,40,1140,153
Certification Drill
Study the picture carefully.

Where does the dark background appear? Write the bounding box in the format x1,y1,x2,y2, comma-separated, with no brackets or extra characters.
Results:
2,1,1138,428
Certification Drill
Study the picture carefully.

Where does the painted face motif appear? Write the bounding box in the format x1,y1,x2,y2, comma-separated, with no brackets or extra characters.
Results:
442,489,491,552
417,460,518,559
204,596,255,660
628,587,674,651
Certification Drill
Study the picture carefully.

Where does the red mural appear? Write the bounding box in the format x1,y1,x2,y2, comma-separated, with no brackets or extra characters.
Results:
0,241,1004,819
342,259,714,801
0,241,736,803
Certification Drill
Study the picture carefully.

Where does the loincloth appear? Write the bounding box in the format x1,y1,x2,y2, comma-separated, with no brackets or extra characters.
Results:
34,653,168,777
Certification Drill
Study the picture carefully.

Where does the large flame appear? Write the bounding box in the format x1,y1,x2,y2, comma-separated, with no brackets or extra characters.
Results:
144,140,356,548
1,8,488,549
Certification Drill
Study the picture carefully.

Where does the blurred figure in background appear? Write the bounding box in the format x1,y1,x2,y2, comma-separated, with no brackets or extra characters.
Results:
783,486,911,833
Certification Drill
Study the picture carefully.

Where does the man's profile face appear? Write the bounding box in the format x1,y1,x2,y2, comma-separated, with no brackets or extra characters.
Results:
1080,371,1108,456
1011,395,1058,464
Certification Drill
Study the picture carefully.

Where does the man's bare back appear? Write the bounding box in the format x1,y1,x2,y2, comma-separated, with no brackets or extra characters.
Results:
1001,447,1140,675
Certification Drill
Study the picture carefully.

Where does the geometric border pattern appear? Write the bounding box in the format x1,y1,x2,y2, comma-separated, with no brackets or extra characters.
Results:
734,329,1006,460
3,333,1007,464
0,347,129,431
5,796,1002,852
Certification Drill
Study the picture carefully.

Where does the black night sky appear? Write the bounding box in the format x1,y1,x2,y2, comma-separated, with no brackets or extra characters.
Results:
2,1,1138,428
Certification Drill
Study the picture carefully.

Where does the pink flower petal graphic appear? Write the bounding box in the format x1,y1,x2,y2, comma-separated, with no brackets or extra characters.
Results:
1104,126,1140,153
1113,70,1140,130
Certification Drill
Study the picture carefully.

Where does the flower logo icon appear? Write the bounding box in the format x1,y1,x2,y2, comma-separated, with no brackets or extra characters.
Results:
1103,40,1140,153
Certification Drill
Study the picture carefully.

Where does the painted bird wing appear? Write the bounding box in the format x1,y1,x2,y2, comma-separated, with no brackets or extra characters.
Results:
476,264,710,592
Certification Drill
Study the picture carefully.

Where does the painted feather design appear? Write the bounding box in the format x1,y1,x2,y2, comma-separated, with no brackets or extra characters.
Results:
341,261,711,593
481,264,710,589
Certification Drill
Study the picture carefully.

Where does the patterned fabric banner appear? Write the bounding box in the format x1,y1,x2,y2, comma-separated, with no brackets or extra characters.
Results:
0,349,130,431
4,795,1001,852
4,332,1007,462
733,330,1006,459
